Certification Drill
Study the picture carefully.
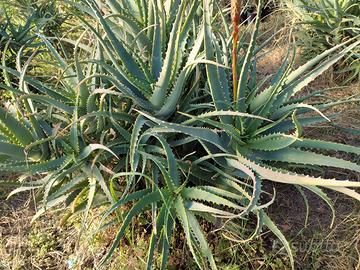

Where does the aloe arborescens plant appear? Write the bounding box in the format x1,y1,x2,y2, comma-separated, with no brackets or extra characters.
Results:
1,0,360,269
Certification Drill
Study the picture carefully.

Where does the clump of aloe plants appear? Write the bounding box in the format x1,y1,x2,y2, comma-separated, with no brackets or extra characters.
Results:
284,0,360,83
1,0,360,269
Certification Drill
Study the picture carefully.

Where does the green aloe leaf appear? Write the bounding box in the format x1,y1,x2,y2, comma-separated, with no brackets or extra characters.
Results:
101,189,166,265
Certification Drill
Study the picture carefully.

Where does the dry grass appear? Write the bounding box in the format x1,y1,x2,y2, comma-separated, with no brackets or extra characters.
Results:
0,192,152,270
0,193,79,270
0,196,32,270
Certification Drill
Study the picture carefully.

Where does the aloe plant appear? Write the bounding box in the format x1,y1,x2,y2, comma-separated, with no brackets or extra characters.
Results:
131,0,360,268
0,0,213,268
1,0,360,269
68,0,204,119
0,0,67,89
284,0,360,83
0,22,136,224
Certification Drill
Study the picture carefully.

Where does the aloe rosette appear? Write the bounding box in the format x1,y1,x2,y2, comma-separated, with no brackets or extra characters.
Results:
1,1,360,269
132,0,360,268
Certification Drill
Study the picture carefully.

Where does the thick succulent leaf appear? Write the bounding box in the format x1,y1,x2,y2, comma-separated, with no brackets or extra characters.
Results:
31,194,69,223
284,37,359,85
70,122,79,154
143,134,179,188
7,184,43,199
235,156,360,188
180,110,270,145
74,33,90,111
249,52,292,111
129,115,148,173
293,139,360,155
39,35,78,89
86,0,146,81
83,176,97,224
73,11,150,94
158,208,175,270
264,115,336,134
0,106,33,146
186,210,218,270
247,133,299,151
271,103,330,121
181,115,245,145
225,158,263,217
150,0,162,79
0,141,26,160
150,0,190,109
83,165,114,204
182,187,245,211
0,156,68,173
181,110,271,124
258,148,360,173
107,12,151,53
47,176,87,202
100,189,167,265
325,186,360,201
185,201,235,217
86,62,151,107
18,94,74,114
294,186,310,227
263,212,295,269
103,187,152,220
42,164,83,211
0,66,72,101
139,110,228,151
156,65,194,118
170,0,199,83
203,0,231,122
146,203,168,270
156,26,204,118
78,144,118,161
196,186,244,201
81,110,134,124
275,39,360,107
236,0,262,112
302,185,336,227
174,195,203,269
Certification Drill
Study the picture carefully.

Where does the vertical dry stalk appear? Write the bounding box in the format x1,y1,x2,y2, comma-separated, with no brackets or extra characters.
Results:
231,0,242,102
